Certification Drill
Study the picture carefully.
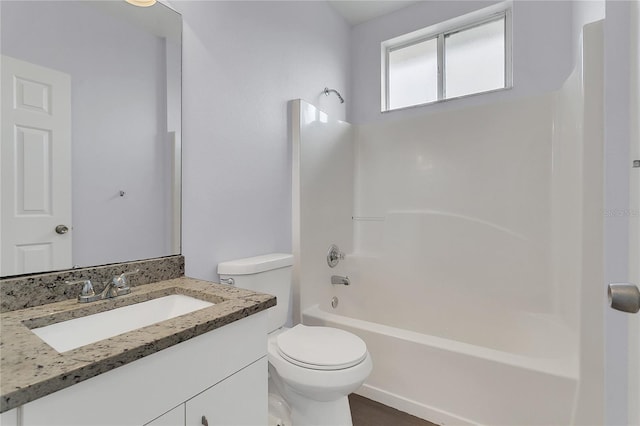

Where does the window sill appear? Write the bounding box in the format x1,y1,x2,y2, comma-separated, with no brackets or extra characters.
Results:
382,85,513,114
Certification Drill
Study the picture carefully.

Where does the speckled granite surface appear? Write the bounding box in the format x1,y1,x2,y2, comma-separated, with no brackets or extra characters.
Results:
0,256,185,313
0,277,276,412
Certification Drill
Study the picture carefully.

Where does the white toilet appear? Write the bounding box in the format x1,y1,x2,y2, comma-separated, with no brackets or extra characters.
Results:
217,253,372,426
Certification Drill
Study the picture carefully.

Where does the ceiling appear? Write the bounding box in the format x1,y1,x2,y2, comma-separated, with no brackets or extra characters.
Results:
328,1,423,26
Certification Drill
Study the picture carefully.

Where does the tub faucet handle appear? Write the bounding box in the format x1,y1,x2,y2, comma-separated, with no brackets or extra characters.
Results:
327,244,345,268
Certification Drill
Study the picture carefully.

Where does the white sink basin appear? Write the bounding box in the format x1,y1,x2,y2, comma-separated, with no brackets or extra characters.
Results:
31,294,214,353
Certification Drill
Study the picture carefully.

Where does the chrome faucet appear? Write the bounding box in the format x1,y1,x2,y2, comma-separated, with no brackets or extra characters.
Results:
331,275,350,286
68,269,139,303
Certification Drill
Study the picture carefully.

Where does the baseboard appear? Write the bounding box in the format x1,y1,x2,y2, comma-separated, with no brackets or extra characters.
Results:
355,384,480,426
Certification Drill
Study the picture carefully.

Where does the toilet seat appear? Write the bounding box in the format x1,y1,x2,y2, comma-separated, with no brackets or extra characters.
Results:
276,324,367,371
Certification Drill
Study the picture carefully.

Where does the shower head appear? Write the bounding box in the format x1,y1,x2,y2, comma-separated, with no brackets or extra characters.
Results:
323,87,345,104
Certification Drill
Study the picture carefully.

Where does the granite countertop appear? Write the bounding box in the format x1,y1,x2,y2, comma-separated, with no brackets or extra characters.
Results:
0,277,276,413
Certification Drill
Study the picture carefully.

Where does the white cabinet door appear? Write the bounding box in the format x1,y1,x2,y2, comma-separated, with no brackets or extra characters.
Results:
144,404,185,426
0,55,72,275
186,358,267,426
0,408,18,426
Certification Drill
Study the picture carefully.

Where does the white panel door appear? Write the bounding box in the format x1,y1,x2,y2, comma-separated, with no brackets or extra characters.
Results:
1,55,72,276
629,1,640,423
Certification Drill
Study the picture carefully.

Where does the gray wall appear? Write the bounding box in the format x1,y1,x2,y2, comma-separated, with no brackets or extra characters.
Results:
349,0,575,124
603,1,633,424
173,1,351,280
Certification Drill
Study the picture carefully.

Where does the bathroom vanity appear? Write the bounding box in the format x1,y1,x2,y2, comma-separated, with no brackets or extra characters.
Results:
0,265,275,426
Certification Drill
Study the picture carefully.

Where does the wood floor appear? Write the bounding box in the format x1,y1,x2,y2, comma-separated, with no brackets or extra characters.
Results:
349,394,438,426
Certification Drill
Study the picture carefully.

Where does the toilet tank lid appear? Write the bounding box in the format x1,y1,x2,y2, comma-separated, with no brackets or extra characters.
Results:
217,253,293,275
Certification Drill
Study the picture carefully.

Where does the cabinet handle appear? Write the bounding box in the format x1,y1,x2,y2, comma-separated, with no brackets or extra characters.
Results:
201,415,209,426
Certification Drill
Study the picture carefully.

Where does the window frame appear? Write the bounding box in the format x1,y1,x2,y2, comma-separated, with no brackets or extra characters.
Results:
382,5,513,112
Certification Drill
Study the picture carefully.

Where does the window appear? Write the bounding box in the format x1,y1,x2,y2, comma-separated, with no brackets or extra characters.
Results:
382,5,512,111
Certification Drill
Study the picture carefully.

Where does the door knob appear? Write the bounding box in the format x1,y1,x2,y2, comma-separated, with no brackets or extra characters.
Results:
608,283,640,313
55,224,69,234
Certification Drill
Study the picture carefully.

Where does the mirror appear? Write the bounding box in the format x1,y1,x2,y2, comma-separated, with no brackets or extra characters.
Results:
0,1,182,277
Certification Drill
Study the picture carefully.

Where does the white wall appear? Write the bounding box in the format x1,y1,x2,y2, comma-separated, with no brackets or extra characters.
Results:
572,0,605,52
550,63,583,333
171,1,351,281
570,20,605,426
351,94,556,324
1,1,173,267
292,100,353,322
349,0,574,124
552,0,605,334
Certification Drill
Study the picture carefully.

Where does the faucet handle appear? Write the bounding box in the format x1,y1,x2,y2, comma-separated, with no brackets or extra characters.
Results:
113,269,140,288
66,279,96,301
66,279,94,294
327,244,346,268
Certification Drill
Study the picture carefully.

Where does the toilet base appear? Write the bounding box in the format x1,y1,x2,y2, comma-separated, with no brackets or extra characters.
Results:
269,376,354,426
269,392,292,426
285,391,353,426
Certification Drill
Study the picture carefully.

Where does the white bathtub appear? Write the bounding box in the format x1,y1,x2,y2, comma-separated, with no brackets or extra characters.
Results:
303,303,579,426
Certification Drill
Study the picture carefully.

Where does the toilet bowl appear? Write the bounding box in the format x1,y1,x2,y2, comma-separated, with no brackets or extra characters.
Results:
217,254,373,426
268,326,373,425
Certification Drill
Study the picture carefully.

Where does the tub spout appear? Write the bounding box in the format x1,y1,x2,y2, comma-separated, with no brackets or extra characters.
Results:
331,275,350,286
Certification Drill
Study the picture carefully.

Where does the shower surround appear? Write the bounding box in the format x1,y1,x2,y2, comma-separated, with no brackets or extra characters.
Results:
293,21,604,426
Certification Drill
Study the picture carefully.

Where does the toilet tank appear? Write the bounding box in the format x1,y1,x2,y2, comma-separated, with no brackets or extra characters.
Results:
217,253,293,332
